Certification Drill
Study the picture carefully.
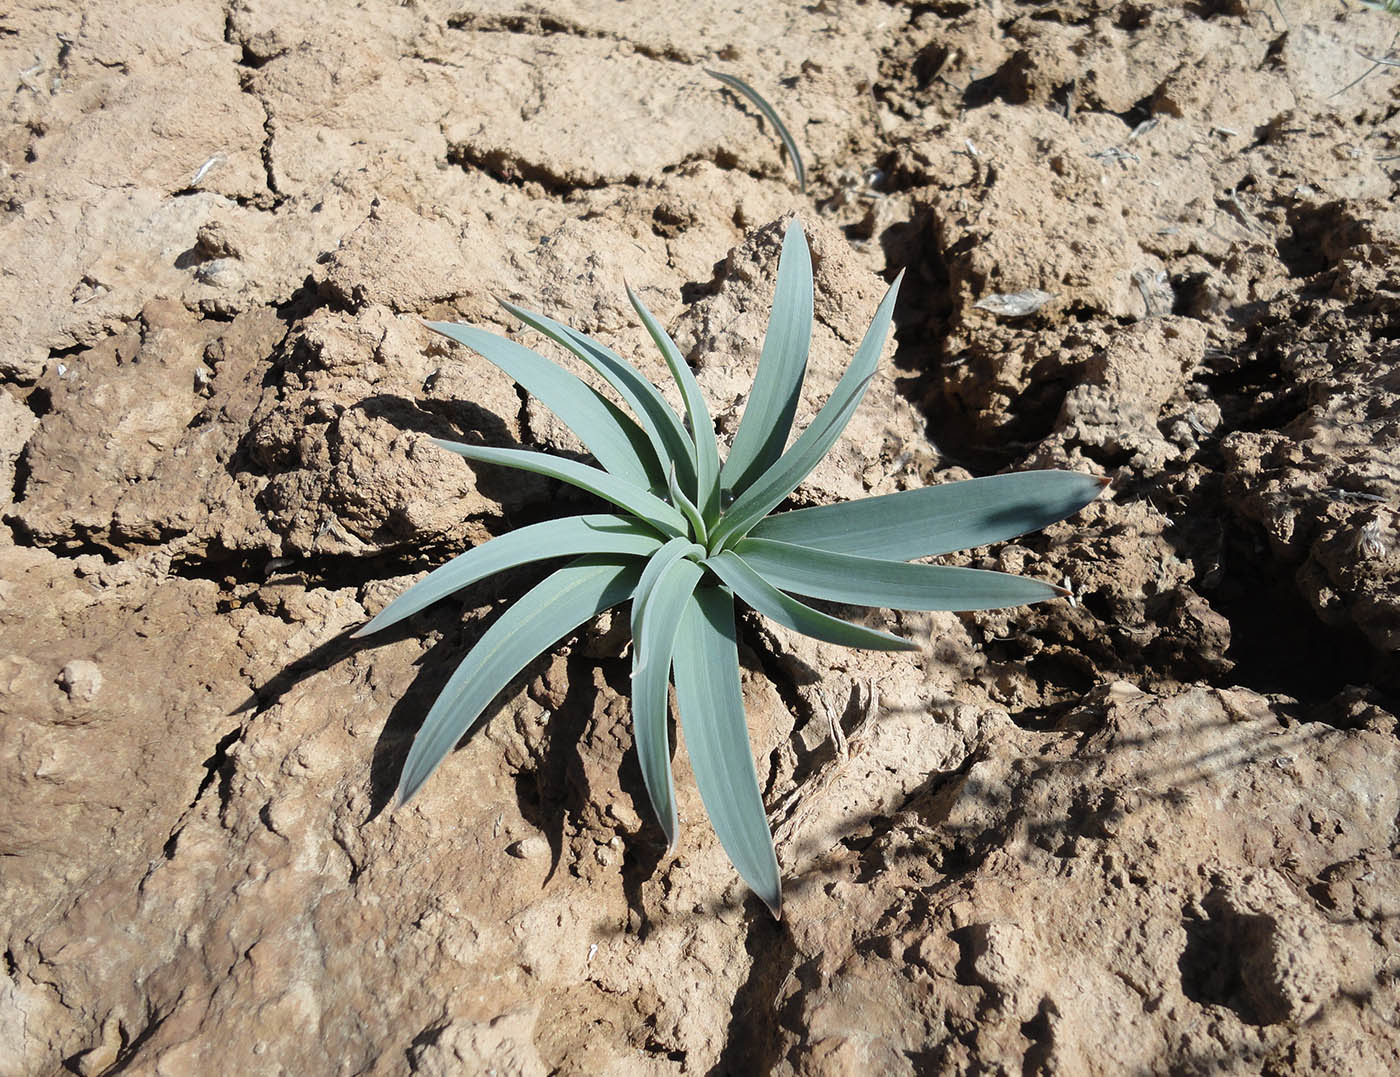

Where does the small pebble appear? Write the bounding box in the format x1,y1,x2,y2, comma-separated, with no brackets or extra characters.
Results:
507,836,548,859
58,660,102,703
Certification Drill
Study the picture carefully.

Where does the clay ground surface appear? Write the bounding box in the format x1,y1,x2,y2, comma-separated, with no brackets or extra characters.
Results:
2,0,1399,1073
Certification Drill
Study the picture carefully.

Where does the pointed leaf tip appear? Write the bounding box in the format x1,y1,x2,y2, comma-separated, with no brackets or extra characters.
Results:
673,586,783,915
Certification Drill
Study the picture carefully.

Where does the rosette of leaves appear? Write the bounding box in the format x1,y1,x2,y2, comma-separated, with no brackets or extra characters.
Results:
356,221,1106,917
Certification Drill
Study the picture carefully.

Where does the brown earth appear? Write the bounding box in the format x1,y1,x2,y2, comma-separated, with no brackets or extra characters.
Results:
3,0,1399,1073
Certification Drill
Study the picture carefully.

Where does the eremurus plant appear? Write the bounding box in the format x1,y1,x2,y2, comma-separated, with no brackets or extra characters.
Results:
356,221,1106,917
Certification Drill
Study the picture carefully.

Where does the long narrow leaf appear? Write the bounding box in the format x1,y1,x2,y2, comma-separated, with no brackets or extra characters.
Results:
501,301,698,494
631,537,706,643
667,464,708,545
710,272,903,549
424,321,662,490
734,537,1068,610
354,514,664,638
626,284,722,524
630,537,706,840
397,557,643,804
431,438,688,537
704,69,806,191
706,550,917,651
672,585,783,917
630,549,704,847
748,471,1110,560
722,220,813,497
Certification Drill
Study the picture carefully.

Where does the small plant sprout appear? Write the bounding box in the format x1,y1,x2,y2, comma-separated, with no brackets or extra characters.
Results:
356,221,1107,917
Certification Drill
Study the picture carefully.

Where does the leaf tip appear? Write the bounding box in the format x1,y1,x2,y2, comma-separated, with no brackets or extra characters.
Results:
420,318,458,339
495,296,526,322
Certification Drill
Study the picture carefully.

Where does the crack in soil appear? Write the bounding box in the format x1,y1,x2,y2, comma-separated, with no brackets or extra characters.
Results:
445,11,694,65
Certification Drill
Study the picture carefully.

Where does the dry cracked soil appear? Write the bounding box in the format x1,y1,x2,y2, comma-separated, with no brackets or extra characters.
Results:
2,0,1400,1074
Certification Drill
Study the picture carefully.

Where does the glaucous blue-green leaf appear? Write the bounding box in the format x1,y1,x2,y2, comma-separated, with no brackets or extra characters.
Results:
629,542,704,847
709,271,903,549
706,550,917,651
430,438,688,537
501,302,697,494
626,284,722,524
423,321,662,490
630,536,706,649
733,537,1068,610
704,70,806,191
397,557,643,805
667,463,708,545
748,471,1109,560
721,220,813,498
354,514,664,639
672,584,782,917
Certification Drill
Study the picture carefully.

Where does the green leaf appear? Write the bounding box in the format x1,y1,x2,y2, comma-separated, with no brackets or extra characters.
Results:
397,556,643,805
630,540,705,847
709,271,903,549
354,514,664,638
626,284,722,524
630,537,707,646
705,550,917,651
667,463,708,545
501,302,697,494
704,69,806,191
423,321,662,490
734,537,1068,610
672,585,782,917
430,438,688,537
722,220,813,497
749,471,1110,560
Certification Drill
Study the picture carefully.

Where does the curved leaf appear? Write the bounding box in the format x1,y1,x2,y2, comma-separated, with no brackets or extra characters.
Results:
354,514,664,638
710,271,903,549
722,220,813,496
430,438,688,537
704,70,806,191
672,585,782,917
424,321,661,490
630,544,704,847
734,537,1068,610
631,537,706,645
748,471,1110,559
626,284,722,524
667,463,708,545
397,557,643,805
501,301,697,494
705,550,917,651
